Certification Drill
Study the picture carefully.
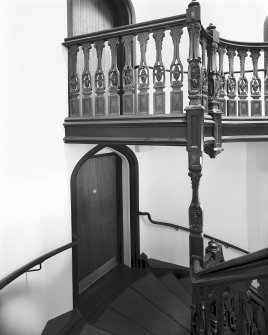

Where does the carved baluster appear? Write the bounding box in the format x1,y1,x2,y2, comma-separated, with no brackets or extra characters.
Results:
152,30,166,114
258,278,268,334
201,38,208,113
237,49,249,116
186,0,202,106
218,46,226,115
137,32,150,114
122,35,135,115
250,49,262,116
81,43,92,117
68,45,80,117
226,48,237,116
108,38,120,116
265,49,268,116
205,24,223,158
192,287,206,334
94,40,106,116
170,27,183,114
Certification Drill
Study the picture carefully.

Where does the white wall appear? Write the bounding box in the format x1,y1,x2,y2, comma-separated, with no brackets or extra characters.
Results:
0,1,74,334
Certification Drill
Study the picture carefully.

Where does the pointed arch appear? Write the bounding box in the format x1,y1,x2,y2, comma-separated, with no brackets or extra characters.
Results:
70,144,139,306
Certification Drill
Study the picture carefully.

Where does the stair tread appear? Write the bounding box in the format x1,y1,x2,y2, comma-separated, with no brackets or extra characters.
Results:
110,286,191,335
81,265,147,319
41,309,81,335
131,272,191,331
178,276,192,295
79,323,114,335
96,307,153,335
160,272,191,308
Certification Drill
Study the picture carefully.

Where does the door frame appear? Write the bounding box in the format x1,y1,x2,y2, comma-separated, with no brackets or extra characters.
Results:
70,144,140,307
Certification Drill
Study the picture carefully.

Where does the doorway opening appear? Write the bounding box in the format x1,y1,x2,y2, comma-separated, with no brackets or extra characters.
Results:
71,145,139,306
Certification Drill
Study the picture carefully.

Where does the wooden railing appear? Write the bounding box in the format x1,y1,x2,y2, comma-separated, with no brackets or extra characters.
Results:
191,245,268,334
200,25,268,117
63,14,187,118
0,238,78,291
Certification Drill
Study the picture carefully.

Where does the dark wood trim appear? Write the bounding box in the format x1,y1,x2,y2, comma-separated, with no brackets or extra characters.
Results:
0,239,78,291
116,155,123,265
70,144,139,308
63,14,187,46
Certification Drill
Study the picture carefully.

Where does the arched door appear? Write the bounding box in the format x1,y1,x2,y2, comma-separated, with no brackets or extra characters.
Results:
75,153,122,293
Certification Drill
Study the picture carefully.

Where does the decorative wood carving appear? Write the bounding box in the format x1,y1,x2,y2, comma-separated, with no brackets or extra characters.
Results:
265,52,268,116
81,43,92,116
187,22,202,105
122,35,135,115
170,26,183,114
94,40,106,116
250,49,262,116
237,49,249,117
189,171,203,233
108,38,120,116
137,32,150,114
201,37,208,113
218,46,226,115
153,30,166,114
68,45,80,117
204,240,224,268
226,48,237,116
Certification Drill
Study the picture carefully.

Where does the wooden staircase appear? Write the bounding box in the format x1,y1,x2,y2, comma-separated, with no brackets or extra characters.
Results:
43,265,192,335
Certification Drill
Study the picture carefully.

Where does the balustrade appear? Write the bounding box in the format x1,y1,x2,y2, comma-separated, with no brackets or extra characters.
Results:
64,16,187,118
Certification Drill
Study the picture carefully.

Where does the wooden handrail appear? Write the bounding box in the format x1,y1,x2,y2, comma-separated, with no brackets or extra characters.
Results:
0,238,79,291
219,37,268,50
63,14,187,46
139,211,249,254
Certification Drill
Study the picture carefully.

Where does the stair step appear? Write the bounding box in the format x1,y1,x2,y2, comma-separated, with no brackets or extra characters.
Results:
81,265,147,320
96,307,153,335
160,272,191,308
79,323,114,335
131,273,191,332
178,276,192,296
41,309,81,335
110,286,191,335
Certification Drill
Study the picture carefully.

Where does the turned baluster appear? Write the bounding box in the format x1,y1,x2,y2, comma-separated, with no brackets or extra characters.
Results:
250,49,262,116
108,38,120,116
258,278,268,333
265,50,268,116
152,30,166,114
201,37,208,113
122,35,135,115
226,48,237,116
68,45,80,117
237,49,249,116
170,26,184,114
137,32,150,114
81,43,92,117
94,40,106,116
218,46,226,115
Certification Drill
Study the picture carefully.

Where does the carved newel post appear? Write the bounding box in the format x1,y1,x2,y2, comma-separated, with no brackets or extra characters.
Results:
186,0,204,266
205,24,223,158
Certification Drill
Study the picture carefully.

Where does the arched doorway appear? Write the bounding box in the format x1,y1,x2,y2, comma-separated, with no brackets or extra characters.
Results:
71,145,139,306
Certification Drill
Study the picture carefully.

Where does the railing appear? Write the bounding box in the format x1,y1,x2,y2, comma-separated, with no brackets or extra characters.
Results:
200,25,268,118
191,246,268,334
139,211,249,255
63,14,187,118
0,238,78,291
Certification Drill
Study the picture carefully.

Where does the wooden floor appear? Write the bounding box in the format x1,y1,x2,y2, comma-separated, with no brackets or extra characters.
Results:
71,265,192,335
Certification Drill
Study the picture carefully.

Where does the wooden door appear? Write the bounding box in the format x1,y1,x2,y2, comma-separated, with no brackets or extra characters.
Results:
76,153,122,293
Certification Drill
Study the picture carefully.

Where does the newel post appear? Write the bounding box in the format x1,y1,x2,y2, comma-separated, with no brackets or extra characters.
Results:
205,24,223,158
186,0,204,266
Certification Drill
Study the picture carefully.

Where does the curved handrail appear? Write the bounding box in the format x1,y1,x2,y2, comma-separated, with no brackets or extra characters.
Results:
219,37,268,50
0,238,79,291
139,211,249,254
63,14,187,46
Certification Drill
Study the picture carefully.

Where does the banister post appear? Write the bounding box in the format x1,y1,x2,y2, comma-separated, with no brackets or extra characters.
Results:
186,0,204,267
205,24,223,158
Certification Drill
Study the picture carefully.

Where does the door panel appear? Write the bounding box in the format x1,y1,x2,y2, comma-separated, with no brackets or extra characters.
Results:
76,154,121,292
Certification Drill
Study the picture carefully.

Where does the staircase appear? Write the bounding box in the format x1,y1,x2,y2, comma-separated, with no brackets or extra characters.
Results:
42,265,192,335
